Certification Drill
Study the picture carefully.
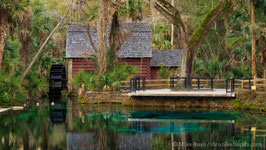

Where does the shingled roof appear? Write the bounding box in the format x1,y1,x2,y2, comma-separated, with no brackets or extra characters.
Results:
151,50,182,67
66,25,94,58
65,23,152,58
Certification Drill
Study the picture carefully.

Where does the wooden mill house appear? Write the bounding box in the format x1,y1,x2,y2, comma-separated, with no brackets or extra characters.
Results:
66,23,182,80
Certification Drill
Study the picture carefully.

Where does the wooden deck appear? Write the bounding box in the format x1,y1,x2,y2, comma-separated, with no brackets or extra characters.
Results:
128,89,235,97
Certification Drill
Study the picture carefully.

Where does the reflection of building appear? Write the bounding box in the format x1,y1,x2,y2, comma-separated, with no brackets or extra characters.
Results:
67,132,95,150
130,121,152,132
118,133,152,150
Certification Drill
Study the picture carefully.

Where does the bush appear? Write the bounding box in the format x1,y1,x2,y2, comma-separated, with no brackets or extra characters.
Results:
73,64,137,91
0,72,27,106
227,64,251,78
158,63,171,79
193,55,224,78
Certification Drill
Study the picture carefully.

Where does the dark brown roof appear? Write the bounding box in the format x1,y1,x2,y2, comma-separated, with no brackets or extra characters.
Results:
151,50,182,67
66,23,152,58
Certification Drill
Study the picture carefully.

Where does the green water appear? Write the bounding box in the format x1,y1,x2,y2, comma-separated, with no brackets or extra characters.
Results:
0,99,265,150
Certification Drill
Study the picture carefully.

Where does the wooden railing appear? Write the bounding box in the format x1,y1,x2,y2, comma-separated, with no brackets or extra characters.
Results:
121,78,266,92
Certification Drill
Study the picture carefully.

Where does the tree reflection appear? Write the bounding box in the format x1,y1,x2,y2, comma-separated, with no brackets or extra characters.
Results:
0,103,265,149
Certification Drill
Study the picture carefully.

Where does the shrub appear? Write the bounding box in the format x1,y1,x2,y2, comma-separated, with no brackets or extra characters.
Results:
0,72,27,106
158,63,171,79
73,64,137,91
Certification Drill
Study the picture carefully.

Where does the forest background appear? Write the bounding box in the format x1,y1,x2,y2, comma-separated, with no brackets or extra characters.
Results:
0,0,265,106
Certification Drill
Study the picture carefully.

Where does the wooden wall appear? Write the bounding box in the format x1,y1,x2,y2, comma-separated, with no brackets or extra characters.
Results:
72,58,96,75
119,58,151,79
70,58,151,79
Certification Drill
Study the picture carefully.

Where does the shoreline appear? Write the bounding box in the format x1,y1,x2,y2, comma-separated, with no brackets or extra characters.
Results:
79,90,266,112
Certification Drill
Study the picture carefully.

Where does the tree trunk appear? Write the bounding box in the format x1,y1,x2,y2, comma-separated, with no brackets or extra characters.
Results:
170,0,174,46
23,129,29,150
109,11,121,68
262,38,266,79
20,44,29,71
250,0,256,78
183,0,227,82
97,0,108,75
0,11,7,70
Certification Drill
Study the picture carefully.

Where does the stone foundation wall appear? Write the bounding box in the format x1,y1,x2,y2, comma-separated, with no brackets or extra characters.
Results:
121,96,234,108
79,90,265,111
80,91,123,104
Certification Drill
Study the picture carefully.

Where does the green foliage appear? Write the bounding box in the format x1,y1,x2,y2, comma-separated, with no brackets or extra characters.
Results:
0,0,29,15
0,72,27,106
152,21,172,50
225,32,246,49
72,70,96,89
193,59,204,76
73,64,137,91
158,63,170,79
128,0,143,20
193,55,224,78
227,64,251,78
203,55,224,78
101,64,138,90
24,71,49,98
188,0,230,47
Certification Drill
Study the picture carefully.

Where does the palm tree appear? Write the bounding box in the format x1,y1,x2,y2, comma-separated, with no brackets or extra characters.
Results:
17,10,32,71
0,0,29,69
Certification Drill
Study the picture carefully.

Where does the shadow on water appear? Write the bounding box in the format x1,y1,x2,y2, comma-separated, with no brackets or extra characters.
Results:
0,97,265,150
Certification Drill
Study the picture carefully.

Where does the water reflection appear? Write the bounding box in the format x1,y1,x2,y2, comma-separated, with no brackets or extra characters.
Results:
50,101,67,123
0,99,265,150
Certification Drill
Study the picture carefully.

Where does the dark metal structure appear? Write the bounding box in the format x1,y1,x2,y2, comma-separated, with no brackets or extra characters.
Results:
226,78,252,93
170,77,214,91
226,79,235,94
49,64,67,101
130,77,146,92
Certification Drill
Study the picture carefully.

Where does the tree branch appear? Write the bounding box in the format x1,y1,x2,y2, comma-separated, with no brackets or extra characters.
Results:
21,0,74,80
86,24,98,53
154,0,187,34
189,0,229,52
154,2,174,23
156,0,177,14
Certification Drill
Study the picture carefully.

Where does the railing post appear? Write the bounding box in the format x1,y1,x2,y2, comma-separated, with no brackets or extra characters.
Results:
197,78,200,89
144,77,146,91
241,79,244,89
170,78,172,89
249,78,251,90
138,78,140,90
230,79,232,93
142,77,144,91
226,79,228,93
130,79,132,92
134,78,137,92
211,78,213,90
232,78,235,93
184,78,187,89
172,78,174,90
254,76,256,88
